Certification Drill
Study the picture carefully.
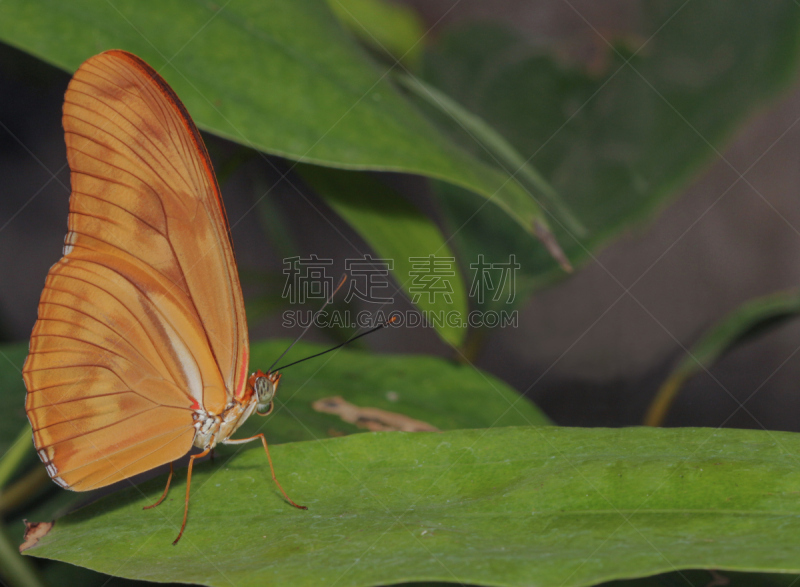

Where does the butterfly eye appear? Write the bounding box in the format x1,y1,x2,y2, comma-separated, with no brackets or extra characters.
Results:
255,376,275,411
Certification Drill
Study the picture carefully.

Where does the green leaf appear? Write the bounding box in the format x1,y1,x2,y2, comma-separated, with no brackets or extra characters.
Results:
0,334,546,528
395,71,586,240
0,0,564,255
326,0,425,67
420,2,800,311
296,165,469,347
0,427,33,491
23,426,800,586
644,288,800,426
0,339,548,451
0,344,29,455
237,338,550,442
2,336,546,585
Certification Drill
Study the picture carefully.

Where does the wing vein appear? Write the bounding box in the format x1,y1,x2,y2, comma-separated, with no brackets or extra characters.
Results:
37,303,169,376
30,390,139,409
51,425,192,478
72,191,166,237
35,404,190,446
65,107,195,195
65,140,187,205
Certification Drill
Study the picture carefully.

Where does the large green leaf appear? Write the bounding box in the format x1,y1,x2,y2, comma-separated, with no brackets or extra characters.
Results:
23,426,800,586
2,338,545,585
326,0,425,66
0,0,563,253
420,1,800,311
644,288,800,426
296,165,469,347
232,338,550,441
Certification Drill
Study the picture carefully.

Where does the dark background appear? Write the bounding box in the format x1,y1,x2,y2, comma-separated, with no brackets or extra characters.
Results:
3,0,800,433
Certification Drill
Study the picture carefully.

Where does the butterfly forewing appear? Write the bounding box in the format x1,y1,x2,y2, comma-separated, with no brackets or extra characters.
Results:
23,51,249,491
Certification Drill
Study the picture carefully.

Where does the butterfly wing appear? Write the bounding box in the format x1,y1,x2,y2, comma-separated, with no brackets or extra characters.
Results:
23,50,249,491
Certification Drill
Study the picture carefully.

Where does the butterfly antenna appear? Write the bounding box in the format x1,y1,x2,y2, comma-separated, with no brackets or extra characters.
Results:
275,315,397,371
268,274,347,373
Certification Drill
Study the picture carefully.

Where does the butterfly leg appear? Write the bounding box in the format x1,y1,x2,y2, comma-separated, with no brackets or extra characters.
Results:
173,447,211,546
224,434,307,510
143,462,174,510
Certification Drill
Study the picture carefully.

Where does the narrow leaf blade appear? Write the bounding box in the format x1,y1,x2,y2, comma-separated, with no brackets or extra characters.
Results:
296,165,469,347
645,288,800,426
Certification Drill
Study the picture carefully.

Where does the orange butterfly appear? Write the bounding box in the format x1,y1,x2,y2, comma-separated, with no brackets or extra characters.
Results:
23,50,305,544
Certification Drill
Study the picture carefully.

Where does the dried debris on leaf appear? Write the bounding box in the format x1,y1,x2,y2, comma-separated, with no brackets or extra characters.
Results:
19,520,53,552
312,396,439,432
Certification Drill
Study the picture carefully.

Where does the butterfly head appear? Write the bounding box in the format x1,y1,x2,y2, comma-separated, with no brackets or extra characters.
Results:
249,370,280,415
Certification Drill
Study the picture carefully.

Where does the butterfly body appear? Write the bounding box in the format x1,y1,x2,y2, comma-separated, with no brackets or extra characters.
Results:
191,396,255,450
192,371,279,450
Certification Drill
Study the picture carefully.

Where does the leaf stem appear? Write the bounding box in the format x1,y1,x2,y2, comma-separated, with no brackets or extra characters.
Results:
0,426,33,490
643,372,688,427
0,524,46,587
0,468,50,516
